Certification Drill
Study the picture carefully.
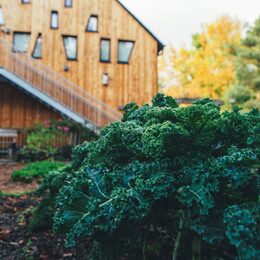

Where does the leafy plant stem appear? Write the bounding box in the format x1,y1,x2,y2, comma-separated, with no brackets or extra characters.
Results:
172,211,184,260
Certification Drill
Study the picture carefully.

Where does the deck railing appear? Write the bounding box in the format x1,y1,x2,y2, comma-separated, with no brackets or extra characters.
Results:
0,38,122,130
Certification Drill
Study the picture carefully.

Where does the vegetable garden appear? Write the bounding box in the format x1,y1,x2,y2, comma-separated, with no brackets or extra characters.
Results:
0,94,259,259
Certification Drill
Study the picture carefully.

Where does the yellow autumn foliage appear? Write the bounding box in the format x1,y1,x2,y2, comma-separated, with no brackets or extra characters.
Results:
159,16,242,100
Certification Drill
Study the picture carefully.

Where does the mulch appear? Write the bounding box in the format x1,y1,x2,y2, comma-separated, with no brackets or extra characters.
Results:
0,164,89,259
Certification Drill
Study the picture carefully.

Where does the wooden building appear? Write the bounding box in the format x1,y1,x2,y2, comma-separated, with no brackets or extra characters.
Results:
0,0,163,155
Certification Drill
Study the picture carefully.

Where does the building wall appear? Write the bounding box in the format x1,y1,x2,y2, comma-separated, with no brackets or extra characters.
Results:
0,82,60,129
0,0,159,110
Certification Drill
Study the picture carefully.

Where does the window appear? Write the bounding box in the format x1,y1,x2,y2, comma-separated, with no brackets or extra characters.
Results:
118,40,134,64
22,0,30,3
63,36,77,60
32,34,42,59
13,32,30,53
50,11,59,29
0,7,4,25
100,39,111,63
64,0,73,7
86,15,98,32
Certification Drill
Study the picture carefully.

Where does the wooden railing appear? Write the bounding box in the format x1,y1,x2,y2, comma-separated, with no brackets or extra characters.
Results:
0,38,122,130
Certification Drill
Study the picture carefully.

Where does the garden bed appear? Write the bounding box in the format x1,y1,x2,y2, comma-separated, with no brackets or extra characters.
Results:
0,194,88,259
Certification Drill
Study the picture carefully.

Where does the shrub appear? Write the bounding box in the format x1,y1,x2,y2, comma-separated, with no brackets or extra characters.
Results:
12,161,67,183
40,94,259,259
21,123,59,161
19,120,98,162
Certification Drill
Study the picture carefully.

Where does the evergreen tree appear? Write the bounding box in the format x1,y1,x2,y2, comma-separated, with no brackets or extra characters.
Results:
226,16,260,109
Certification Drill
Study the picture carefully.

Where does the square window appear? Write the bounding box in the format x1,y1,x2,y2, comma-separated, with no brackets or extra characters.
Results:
100,39,111,63
86,15,98,32
118,41,134,64
22,0,30,3
64,0,73,8
0,8,4,25
51,11,59,29
63,36,77,60
13,32,31,53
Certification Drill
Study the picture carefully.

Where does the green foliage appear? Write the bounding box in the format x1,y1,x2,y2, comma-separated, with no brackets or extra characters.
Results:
19,119,98,162
29,144,89,231
224,205,260,259
152,92,178,108
48,94,259,259
30,165,75,231
12,161,67,183
22,123,58,161
228,16,260,109
51,118,98,142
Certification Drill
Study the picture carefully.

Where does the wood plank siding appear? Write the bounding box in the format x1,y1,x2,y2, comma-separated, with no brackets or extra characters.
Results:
0,0,161,115
0,82,60,129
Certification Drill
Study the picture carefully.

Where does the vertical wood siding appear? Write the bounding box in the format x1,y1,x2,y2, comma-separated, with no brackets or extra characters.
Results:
0,83,60,129
0,0,158,113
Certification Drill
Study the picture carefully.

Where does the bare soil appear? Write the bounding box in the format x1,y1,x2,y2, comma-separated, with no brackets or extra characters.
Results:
0,194,88,259
0,163,37,194
0,164,89,259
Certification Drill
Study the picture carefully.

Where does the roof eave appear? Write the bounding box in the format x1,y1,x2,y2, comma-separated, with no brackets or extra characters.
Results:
116,0,165,54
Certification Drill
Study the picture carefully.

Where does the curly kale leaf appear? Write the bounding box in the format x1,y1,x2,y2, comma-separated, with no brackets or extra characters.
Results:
224,205,260,260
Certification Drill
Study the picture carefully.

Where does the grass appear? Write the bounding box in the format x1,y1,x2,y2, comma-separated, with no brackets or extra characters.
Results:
11,161,67,183
0,190,32,197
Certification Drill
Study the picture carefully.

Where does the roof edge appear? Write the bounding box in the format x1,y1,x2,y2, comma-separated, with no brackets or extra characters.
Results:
116,0,165,53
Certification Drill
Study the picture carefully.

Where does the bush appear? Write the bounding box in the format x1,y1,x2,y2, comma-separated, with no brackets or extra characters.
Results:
21,123,59,161
18,120,98,162
36,94,259,259
12,161,67,183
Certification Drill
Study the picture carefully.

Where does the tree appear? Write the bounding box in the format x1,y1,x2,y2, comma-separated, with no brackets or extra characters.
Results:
225,16,260,109
159,16,242,100
51,94,259,259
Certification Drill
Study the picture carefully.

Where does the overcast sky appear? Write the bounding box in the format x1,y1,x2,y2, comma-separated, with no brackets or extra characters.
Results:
120,0,260,48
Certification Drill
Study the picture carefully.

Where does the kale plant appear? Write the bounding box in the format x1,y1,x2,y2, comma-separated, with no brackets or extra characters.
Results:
53,94,259,259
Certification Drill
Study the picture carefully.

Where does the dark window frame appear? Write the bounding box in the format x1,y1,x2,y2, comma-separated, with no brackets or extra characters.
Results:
100,38,111,63
64,0,73,8
50,11,59,29
86,15,99,33
12,31,31,53
62,35,78,61
118,40,135,64
32,33,42,59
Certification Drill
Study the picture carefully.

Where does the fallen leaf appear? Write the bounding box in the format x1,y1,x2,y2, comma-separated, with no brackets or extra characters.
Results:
0,227,11,240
